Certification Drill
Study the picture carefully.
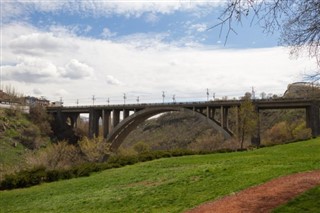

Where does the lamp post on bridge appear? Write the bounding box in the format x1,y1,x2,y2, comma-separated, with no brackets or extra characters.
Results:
123,93,127,105
136,96,140,104
162,91,165,103
107,98,110,106
92,95,95,105
206,88,209,101
172,94,176,103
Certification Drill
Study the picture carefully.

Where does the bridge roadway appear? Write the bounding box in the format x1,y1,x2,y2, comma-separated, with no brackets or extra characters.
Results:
47,98,320,151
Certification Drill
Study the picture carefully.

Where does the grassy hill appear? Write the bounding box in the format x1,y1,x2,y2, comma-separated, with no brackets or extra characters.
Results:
1,138,319,213
0,107,51,180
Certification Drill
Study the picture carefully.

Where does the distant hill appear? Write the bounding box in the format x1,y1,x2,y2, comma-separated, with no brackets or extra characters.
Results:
284,82,320,98
121,111,223,151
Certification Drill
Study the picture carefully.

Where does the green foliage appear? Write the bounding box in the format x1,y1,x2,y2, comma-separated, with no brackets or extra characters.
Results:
273,186,320,213
133,141,150,154
78,137,111,162
29,105,52,136
0,138,319,212
238,99,258,149
265,120,312,145
25,141,82,170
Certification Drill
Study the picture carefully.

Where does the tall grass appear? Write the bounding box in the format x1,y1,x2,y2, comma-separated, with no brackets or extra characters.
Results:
0,138,319,213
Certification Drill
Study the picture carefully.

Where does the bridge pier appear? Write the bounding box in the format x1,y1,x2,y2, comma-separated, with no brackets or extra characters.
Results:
306,103,320,137
89,109,101,138
123,109,130,119
251,107,261,147
220,106,229,129
102,110,111,138
112,109,120,128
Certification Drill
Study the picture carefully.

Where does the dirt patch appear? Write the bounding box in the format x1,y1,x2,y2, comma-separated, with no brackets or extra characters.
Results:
186,170,320,213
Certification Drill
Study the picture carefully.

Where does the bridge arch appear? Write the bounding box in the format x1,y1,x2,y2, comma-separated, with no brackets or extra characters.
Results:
107,106,232,151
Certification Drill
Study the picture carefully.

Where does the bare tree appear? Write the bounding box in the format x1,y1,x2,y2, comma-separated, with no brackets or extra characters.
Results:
215,0,320,77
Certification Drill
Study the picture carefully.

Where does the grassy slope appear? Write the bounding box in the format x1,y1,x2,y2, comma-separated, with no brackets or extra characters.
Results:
273,186,320,213
1,138,319,213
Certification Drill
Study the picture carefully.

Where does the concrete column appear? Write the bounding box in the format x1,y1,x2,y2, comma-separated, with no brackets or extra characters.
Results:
89,109,100,138
112,109,120,128
306,104,320,137
210,108,216,119
123,109,130,119
251,107,260,147
69,113,79,128
102,110,110,139
206,106,210,118
235,107,240,138
220,106,224,128
222,107,229,129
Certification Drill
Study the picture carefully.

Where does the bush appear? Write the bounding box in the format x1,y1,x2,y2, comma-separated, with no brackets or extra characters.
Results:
1,148,239,190
78,137,111,163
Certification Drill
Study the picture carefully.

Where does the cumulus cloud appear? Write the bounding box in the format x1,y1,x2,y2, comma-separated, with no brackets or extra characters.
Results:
106,75,122,86
9,33,77,56
2,57,60,83
60,59,94,79
1,23,317,105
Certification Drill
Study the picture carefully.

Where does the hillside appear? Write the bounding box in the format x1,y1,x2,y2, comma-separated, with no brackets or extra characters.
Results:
1,138,319,213
0,107,51,178
122,112,224,151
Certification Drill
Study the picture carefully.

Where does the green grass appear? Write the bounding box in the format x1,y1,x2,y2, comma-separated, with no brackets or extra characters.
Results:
1,138,319,213
273,186,320,213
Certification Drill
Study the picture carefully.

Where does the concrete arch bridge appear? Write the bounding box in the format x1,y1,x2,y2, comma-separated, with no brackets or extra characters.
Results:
47,99,320,151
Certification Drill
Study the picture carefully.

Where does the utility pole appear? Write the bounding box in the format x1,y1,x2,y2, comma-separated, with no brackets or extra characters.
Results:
252,87,256,100
92,95,95,105
172,95,176,103
107,98,110,105
162,91,165,103
136,96,140,104
212,92,215,100
123,93,126,105
60,97,63,105
206,88,209,101
76,99,79,106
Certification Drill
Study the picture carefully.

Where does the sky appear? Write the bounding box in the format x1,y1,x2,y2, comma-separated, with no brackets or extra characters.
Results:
1,1,318,105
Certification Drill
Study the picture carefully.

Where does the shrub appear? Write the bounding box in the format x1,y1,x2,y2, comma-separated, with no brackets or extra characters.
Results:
78,137,111,163
133,141,150,154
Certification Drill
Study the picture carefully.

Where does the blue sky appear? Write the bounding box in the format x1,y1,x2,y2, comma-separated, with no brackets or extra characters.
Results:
0,1,317,105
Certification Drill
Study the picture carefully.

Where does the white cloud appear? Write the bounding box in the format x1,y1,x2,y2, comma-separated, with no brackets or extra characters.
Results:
9,32,77,56
106,75,122,86
1,23,317,105
33,88,42,95
145,13,160,24
60,59,94,79
189,23,208,32
54,89,69,97
101,28,117,38
2,1,225,20
3,57,60,83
